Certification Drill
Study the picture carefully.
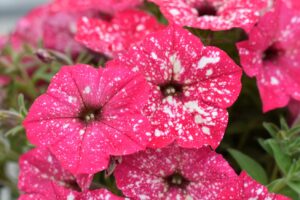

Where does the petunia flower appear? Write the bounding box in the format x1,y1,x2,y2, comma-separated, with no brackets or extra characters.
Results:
115,145,290,199
238,172,290,200
149,0,270,33
12,3,97,56
107,25,242,149
18,147,123,200
52,0,143,14
76,9,164,58
23,64,151,174
237,0,300,112
114,145,239,199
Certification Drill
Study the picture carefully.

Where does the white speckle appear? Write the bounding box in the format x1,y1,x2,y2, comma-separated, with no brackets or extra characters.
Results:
270,77,279,85
136,24,145,31
68,96,77,103
67,193,75,200
194,115,203,124
138,194,150,200
170,54,184,80
188,135,193,140
63,124,70,129
169,9,180,15
83,86,91,94
82,17,89,24
197,56,220,69
151,52,158,59
206,69,213,76
79,129,85,136
145,132,152,136
47,156,53,163
132,66,139,72
202,126,210,135
184,91,190,97
185,195,194,200
154,129,163,137
256,188,263,195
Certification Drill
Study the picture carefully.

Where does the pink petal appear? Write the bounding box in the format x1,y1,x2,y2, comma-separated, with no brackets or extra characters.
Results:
18,147,91,197
115,145,239,199
24,64,151,174
76,10,163,57
150,0,266,32
107,25,241,149
80,189,124,199
52,0,142,14
239,171,290,199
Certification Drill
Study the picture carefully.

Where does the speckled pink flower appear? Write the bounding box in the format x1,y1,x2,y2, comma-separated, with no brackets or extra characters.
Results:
23,64,151,174
238,0,300,112
149,0,269,33
76,9,164,58
114,145,239,199
12,4,97,55
107,25,242,149
52,0,142,14
239,172,290,200
18,147,123,200
219,171,290,199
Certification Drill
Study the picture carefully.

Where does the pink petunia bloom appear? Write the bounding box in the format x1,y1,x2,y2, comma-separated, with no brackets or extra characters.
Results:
219,171,290,199
238,172,290,200
237,0,300,112
114,145,289,199
12,3,97,55
76,9,164,58
52,0,143,14
19,147,123,200
23,64,151,174
107,25,242,149
114,145,239,199
149,0,270,33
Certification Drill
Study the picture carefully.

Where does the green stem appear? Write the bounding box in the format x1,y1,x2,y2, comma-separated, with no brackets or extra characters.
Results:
270,179,287,193
270,165,279,181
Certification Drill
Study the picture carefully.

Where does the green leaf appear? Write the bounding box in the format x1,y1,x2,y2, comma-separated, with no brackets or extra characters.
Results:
287,181,300,194
258,138,273,155
267,140,292,175
263,122,280,138
228,148,268,184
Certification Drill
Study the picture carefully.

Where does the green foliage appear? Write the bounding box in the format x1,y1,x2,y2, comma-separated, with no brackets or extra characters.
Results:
228,148,268,185
259,119,300,199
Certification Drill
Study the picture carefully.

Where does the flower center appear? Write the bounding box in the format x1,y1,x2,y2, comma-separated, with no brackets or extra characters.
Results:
79,107,102,123
263,44,282,62
98,12,113,22
164,173,190,189
196,4,217,16
159,82,183,97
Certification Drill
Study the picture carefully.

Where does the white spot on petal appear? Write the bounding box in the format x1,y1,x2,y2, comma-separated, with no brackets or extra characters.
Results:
197,56,220,69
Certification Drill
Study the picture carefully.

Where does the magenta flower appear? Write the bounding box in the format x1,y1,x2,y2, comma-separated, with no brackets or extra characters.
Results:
18,147,123,200
114,145,239,199
238,0,300,112
52,0,142,14
220,171,291,199
238,172,290,200
149,0,269,33
107,25,242,149
23,64,151,174
76,9,164,58
12,4,97,55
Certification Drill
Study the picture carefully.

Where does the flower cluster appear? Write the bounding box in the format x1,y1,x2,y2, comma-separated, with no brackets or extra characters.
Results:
6,0,297,199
